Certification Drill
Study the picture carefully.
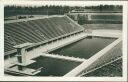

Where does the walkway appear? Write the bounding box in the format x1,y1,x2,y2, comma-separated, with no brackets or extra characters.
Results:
40,53,86,62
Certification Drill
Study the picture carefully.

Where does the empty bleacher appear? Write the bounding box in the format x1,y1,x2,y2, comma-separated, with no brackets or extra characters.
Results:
4,15,84,55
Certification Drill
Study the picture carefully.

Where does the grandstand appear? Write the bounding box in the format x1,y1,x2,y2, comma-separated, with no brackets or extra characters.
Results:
4,15,84,55
4,15,86,75
4,14,122,76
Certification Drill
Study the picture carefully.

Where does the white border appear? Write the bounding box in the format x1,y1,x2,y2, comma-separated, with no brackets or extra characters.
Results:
0,1,127,81
0,0,4,76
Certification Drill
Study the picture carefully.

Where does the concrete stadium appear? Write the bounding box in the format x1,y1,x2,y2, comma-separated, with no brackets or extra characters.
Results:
4,6,122,77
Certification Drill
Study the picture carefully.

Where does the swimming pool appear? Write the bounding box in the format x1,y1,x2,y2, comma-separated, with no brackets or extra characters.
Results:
50,36,116,59
27,56,81,76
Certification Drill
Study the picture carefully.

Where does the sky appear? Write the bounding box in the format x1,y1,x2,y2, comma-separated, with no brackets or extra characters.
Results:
4,0,123,7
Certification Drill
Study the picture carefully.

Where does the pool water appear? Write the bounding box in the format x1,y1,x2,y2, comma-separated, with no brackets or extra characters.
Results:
50,36,116,59
27,36,116,76
27,56,81,76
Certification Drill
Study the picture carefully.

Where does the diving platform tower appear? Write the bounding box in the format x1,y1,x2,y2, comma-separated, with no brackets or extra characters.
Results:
7,43,42,76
